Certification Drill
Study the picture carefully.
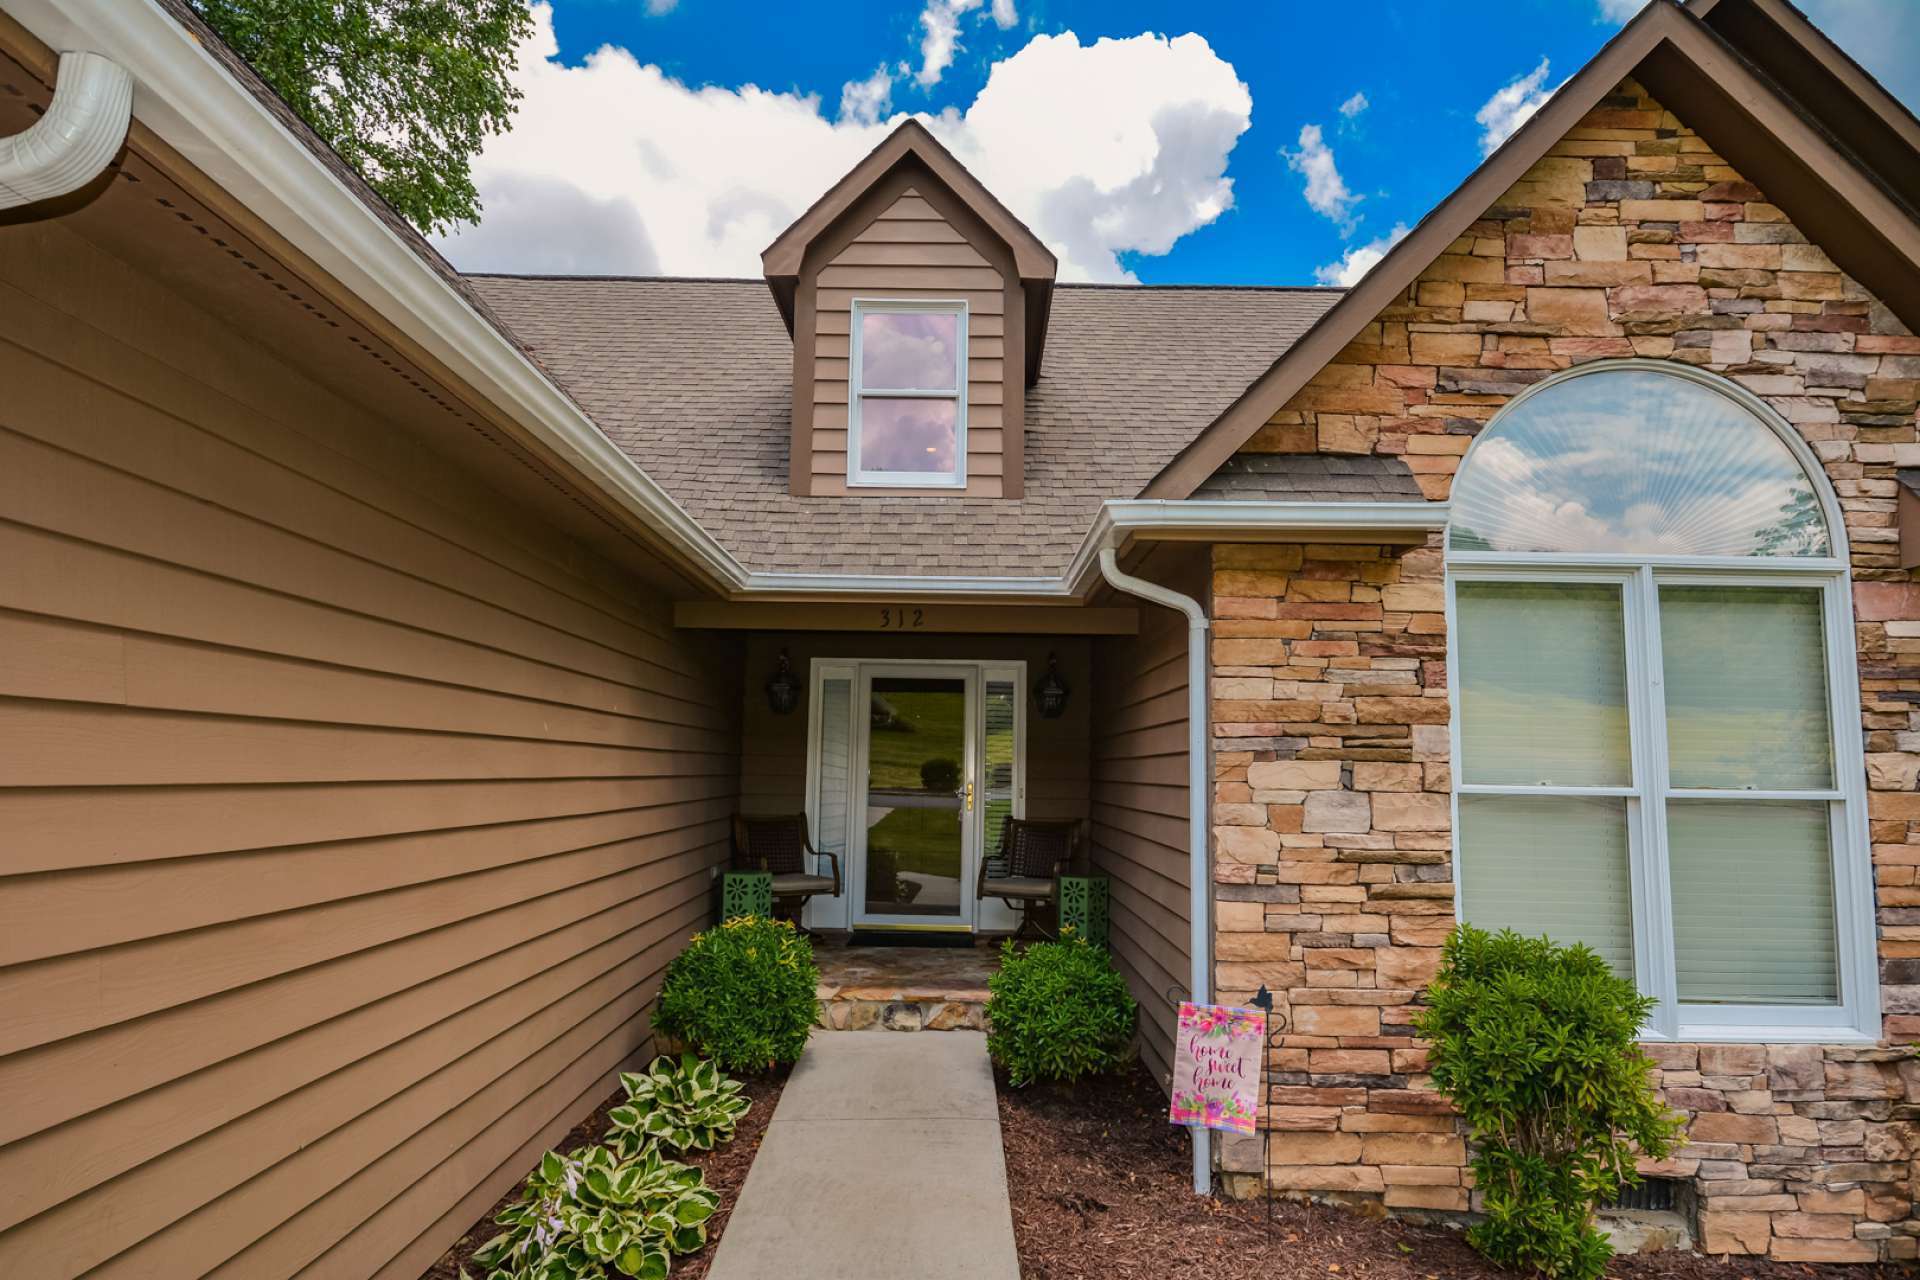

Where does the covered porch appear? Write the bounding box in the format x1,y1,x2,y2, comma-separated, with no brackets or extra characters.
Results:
674,557,1204,1074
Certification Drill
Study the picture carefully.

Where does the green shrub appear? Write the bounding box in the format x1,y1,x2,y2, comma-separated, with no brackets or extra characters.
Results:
1415,925,1682,1280
986,934,1136,1086
468,1144,717,1280
653,916,818,1074
607,1054,750,1157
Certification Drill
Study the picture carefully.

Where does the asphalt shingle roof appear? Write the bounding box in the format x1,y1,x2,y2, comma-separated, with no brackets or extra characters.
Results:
1194,453,1423,502
469,275,1348,577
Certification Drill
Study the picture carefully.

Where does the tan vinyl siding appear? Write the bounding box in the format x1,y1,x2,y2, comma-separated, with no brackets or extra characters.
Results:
0,221,741,1279
812,189,1008,497
1089,552,1203,1083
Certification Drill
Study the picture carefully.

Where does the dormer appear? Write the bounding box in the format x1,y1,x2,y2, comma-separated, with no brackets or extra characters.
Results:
763,121,1057,498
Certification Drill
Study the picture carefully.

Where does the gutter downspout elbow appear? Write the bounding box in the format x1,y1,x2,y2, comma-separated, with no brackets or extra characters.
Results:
1097,546,1213,1197
0,51,134,211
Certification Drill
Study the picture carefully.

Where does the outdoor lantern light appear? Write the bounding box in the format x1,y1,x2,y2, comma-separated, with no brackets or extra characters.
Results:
764,648,799,715
1032,652,1069,720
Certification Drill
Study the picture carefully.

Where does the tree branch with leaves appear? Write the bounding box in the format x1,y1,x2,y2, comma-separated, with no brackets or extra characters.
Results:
189,0,532,234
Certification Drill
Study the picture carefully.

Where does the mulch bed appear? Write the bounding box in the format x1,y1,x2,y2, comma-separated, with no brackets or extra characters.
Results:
997,1062,1907,1280
421,1066,787,1280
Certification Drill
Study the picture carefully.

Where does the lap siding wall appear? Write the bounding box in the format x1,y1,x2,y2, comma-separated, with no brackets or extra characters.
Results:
0,219,741,1278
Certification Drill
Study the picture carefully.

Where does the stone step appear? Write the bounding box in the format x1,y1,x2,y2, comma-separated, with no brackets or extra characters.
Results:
817,995,988,1031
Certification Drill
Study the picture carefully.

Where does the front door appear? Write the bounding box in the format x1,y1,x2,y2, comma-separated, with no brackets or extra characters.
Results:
804,659,1026,933
857,669,974,928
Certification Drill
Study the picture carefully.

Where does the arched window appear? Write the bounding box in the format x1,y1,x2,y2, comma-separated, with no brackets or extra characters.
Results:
1446,361,1876,1042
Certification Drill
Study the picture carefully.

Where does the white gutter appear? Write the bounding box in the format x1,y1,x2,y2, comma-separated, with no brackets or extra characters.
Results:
1097,546,1214,1198
0,49,131,209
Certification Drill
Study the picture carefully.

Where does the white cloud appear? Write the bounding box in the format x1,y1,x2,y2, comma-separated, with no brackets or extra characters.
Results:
915,0,1015,87
839,64,895,125
1314,222,1408,286
1338,90,1368,119
438,10,1251,284
1595,0,1645,20
1283,122,1361,234
1475,58,1558,156
645,0,678,13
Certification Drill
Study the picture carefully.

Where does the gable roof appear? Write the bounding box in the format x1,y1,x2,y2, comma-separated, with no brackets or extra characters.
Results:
471,276,1350,577
1142,0,1920,499
759,118,1060,383
762,118,1056,285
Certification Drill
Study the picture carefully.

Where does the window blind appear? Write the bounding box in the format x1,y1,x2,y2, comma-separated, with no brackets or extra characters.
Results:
816,677,852,868
1458,794,1636,978
1456,581,1631,786
1659,586,1831,790
983,680,1016,859
1668,800,1837,1004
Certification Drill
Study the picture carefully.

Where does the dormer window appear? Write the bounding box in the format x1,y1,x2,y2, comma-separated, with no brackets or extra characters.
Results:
849,299,967,488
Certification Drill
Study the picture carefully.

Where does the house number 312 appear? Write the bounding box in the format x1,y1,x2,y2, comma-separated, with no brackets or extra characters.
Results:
878,607,925,629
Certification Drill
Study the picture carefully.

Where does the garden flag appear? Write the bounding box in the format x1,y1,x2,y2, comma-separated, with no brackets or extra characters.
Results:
1168,1002,1266,1136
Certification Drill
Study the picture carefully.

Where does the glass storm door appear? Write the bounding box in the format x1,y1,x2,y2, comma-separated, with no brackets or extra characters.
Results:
806,660,1026,933
856,670,975,927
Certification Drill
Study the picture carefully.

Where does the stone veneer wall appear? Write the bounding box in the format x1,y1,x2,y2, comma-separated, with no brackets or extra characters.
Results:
1208,78,1920,1264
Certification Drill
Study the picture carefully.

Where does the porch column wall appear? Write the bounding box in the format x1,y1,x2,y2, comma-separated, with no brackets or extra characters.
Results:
1208,539,1457,1208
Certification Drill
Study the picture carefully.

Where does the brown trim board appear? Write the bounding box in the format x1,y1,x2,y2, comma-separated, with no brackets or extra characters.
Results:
673,602,1139,634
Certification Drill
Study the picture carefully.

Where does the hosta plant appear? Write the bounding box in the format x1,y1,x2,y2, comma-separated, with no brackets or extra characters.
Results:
467,1144,718,1280
607,1054,751,1157
1416,925,1682,1280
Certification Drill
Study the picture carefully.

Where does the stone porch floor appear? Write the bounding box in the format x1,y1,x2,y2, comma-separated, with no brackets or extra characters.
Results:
813,937,1000,1031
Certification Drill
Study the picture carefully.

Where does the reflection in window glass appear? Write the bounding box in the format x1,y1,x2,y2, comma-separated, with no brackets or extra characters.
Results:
1660,587,1832,790
1456,582,1630,787
1449,369,1830,556
861,310,959,390
1459,795,1635,978
1669,801,1837,1003
858,398,957,474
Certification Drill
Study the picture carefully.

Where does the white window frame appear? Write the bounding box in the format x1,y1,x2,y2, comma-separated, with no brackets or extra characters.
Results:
847,298,969,489
1444,360,1879,1044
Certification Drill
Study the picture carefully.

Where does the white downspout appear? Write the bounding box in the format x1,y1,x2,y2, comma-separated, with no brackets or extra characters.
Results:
1098,545,1213,1197
0,51,134,210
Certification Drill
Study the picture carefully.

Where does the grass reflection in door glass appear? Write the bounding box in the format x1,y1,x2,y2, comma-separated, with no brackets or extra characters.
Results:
866,679,965,917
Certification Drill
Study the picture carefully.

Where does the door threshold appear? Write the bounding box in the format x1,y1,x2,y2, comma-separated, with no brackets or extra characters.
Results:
851,922,973,933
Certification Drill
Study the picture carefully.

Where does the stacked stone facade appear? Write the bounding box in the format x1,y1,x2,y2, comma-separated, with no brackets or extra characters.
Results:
1208,79,1920,1262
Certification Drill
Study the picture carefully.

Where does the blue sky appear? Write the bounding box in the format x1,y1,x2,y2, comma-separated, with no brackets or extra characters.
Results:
437,0,1920,288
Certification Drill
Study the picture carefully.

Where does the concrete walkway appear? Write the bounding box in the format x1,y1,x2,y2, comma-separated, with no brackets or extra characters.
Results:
705,1031,1020,1280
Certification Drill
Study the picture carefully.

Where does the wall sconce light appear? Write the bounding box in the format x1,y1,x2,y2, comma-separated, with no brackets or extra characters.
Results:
765,648,799,715
1032,652,1070,720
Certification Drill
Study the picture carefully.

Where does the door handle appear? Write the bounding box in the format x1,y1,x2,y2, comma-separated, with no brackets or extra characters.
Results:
963,781,974,811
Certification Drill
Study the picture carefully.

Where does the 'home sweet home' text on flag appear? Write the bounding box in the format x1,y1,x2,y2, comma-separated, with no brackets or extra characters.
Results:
1168,1002,1265,1136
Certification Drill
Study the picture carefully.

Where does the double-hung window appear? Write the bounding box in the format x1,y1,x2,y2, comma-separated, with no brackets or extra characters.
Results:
1446,362,1877,1042
849,299,967,488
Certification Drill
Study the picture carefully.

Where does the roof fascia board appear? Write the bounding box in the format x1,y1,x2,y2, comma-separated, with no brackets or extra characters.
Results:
1138,1,1685,501
12,0,754,595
